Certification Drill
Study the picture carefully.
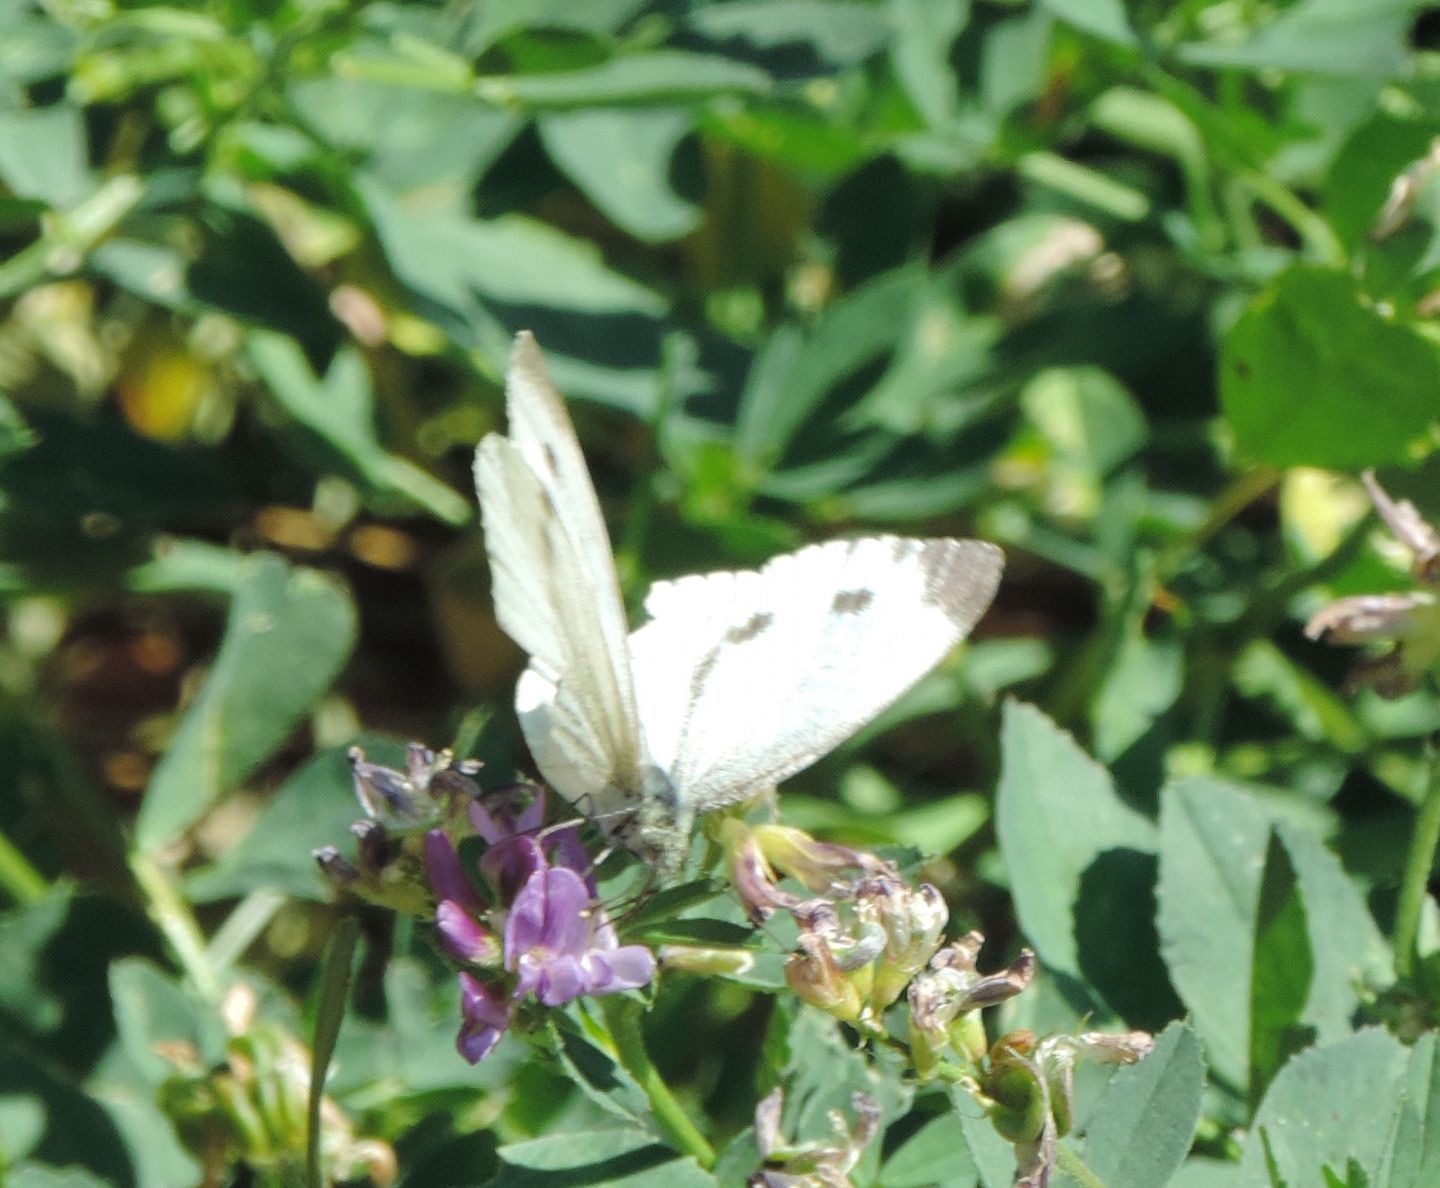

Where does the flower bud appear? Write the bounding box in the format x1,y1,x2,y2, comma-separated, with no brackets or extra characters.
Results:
785,934,864,1023
435,900,502,965
658,944,757,977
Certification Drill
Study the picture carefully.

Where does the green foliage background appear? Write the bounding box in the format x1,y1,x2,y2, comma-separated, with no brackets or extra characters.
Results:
6,0,1440,1184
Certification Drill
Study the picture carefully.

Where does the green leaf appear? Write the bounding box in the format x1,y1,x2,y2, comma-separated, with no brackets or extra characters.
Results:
107,959,220,1084
1221,265,1440,468
880,1111,979,1187
488,1128,714,1186
1249,831,1315,1109
184,743,377,902
480,50,770,108
1040,0,1134,44
1156,778,1269,1091
1178,0,1415,75
1378,1034,1440,1188
289,78,519,206
362,177,671,411
734,267,923,469
1233,640,1368,755
539,109,701,242
890,0,969,127
0,105,88,208
246,333,471,525
308,916,360,1188
1080,1022,1206,1188
994,700,1155,989
1156,779,1394,1094
0,889,163,1073
688,2,892,67
135,554,357,853
1236,1029,1409,1186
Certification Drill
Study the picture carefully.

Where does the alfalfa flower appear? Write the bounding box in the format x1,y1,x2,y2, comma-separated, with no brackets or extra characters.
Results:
907,934,1035,1076
1306,470,1440,696
421,785,655,1063
975,1027,1154,1188
505,865,656,1007
722,819,888,923
749,1087,881,1188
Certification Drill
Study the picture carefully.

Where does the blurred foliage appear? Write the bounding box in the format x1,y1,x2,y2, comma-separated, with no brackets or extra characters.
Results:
8,0,1440,1183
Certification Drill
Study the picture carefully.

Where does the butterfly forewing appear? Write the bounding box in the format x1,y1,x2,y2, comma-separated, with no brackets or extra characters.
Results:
476,334,648,822
629,537,1003,813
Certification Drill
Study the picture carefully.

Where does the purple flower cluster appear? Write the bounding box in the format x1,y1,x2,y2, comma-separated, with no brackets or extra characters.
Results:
424,786,656,1062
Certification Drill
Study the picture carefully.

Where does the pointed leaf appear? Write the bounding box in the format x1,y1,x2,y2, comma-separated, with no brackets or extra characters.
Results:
136,554,357,852
1081,1022,1206,1188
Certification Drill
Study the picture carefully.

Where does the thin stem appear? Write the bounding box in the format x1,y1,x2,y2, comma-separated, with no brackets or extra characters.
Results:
1394,748,1440,980
1056,1143,1108,1188
1156,466,1281,580
129,851,223,1001
601,996,716,1169
1238,169,1346,266
208,887,287,976
0,828,48,904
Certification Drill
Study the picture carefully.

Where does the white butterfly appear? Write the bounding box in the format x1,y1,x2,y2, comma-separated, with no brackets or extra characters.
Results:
475,332,1003,873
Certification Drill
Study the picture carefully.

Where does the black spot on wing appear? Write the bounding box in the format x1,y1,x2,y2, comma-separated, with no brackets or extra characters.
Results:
725,610,774,644
831,588,875,615
541,442,560,475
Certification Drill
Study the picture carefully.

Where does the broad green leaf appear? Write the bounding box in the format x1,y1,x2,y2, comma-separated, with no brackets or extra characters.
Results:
1248,831,1314,1108
362,177,671,411
1080,1022,1205,1188
688,2,891,67
1091,630,1182,768
107,959,220,1083
890,0,970,127
1040,0,1134,44
1378,1034,1440,1188
1221,266,1440,468
0,1033,131,1185
1157,779,1393,1093
7,1170,112,1188
246,334,471,525
1179,0,1415,75
289,78,519,207
488,1128,714,1187
479,51,770,108
539,109,701,243
135,554,357,852
994,701,1155,993
1233,639,1368,754
880,1111,978,1187
735,267,923,468
1156,778,1270,1090
1236,1029,1409,1186
1325,112,1440,250
184,743,380,902
0,890,163,1074
0,105,88,208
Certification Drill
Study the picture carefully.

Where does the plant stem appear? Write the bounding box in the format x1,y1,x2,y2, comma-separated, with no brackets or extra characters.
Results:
129,851,223,1001
1394,749,1440,980
0,828,47,905
1156,466,1281,580
1056,1142,1108,1188
601,996,716,1169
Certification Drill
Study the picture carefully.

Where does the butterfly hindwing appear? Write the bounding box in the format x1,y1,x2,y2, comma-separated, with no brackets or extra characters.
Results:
629,537,1003,813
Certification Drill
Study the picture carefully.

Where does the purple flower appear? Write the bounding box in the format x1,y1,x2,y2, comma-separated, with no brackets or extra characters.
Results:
349,743,479,828
457,973,511,1063
505,867,655,1007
